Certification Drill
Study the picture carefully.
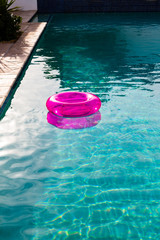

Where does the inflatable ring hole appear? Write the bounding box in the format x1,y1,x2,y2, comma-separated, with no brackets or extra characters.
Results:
55,92,88,104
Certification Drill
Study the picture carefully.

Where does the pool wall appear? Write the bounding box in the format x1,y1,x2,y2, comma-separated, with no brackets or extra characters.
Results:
12,0,37,10
37,0,160,13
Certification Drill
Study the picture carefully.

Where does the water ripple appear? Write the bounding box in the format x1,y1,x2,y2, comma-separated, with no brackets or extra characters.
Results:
1,12,160,240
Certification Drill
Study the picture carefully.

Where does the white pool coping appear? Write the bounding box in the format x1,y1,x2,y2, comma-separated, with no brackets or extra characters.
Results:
0,11,47,111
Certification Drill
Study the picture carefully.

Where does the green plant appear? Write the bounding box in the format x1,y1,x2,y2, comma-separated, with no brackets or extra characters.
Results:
0,0,22,41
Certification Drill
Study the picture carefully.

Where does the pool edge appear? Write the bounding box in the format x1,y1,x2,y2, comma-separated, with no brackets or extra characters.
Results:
0,12,47,116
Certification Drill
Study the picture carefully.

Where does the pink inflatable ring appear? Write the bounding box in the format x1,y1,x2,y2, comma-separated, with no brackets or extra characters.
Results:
46,92,101,117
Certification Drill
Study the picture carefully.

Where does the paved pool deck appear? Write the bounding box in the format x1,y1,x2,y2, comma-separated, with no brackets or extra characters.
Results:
0,10,47,111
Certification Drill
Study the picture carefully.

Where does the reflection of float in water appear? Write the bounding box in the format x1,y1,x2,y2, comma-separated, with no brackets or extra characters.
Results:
47,111,101,129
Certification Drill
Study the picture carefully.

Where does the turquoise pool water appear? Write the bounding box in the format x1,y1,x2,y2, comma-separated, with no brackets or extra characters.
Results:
0,12,160,239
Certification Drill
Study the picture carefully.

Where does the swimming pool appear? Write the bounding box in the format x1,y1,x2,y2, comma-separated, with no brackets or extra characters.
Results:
0,12,160,239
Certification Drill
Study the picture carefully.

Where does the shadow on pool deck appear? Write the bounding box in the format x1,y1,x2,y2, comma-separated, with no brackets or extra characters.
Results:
0,10,47,114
